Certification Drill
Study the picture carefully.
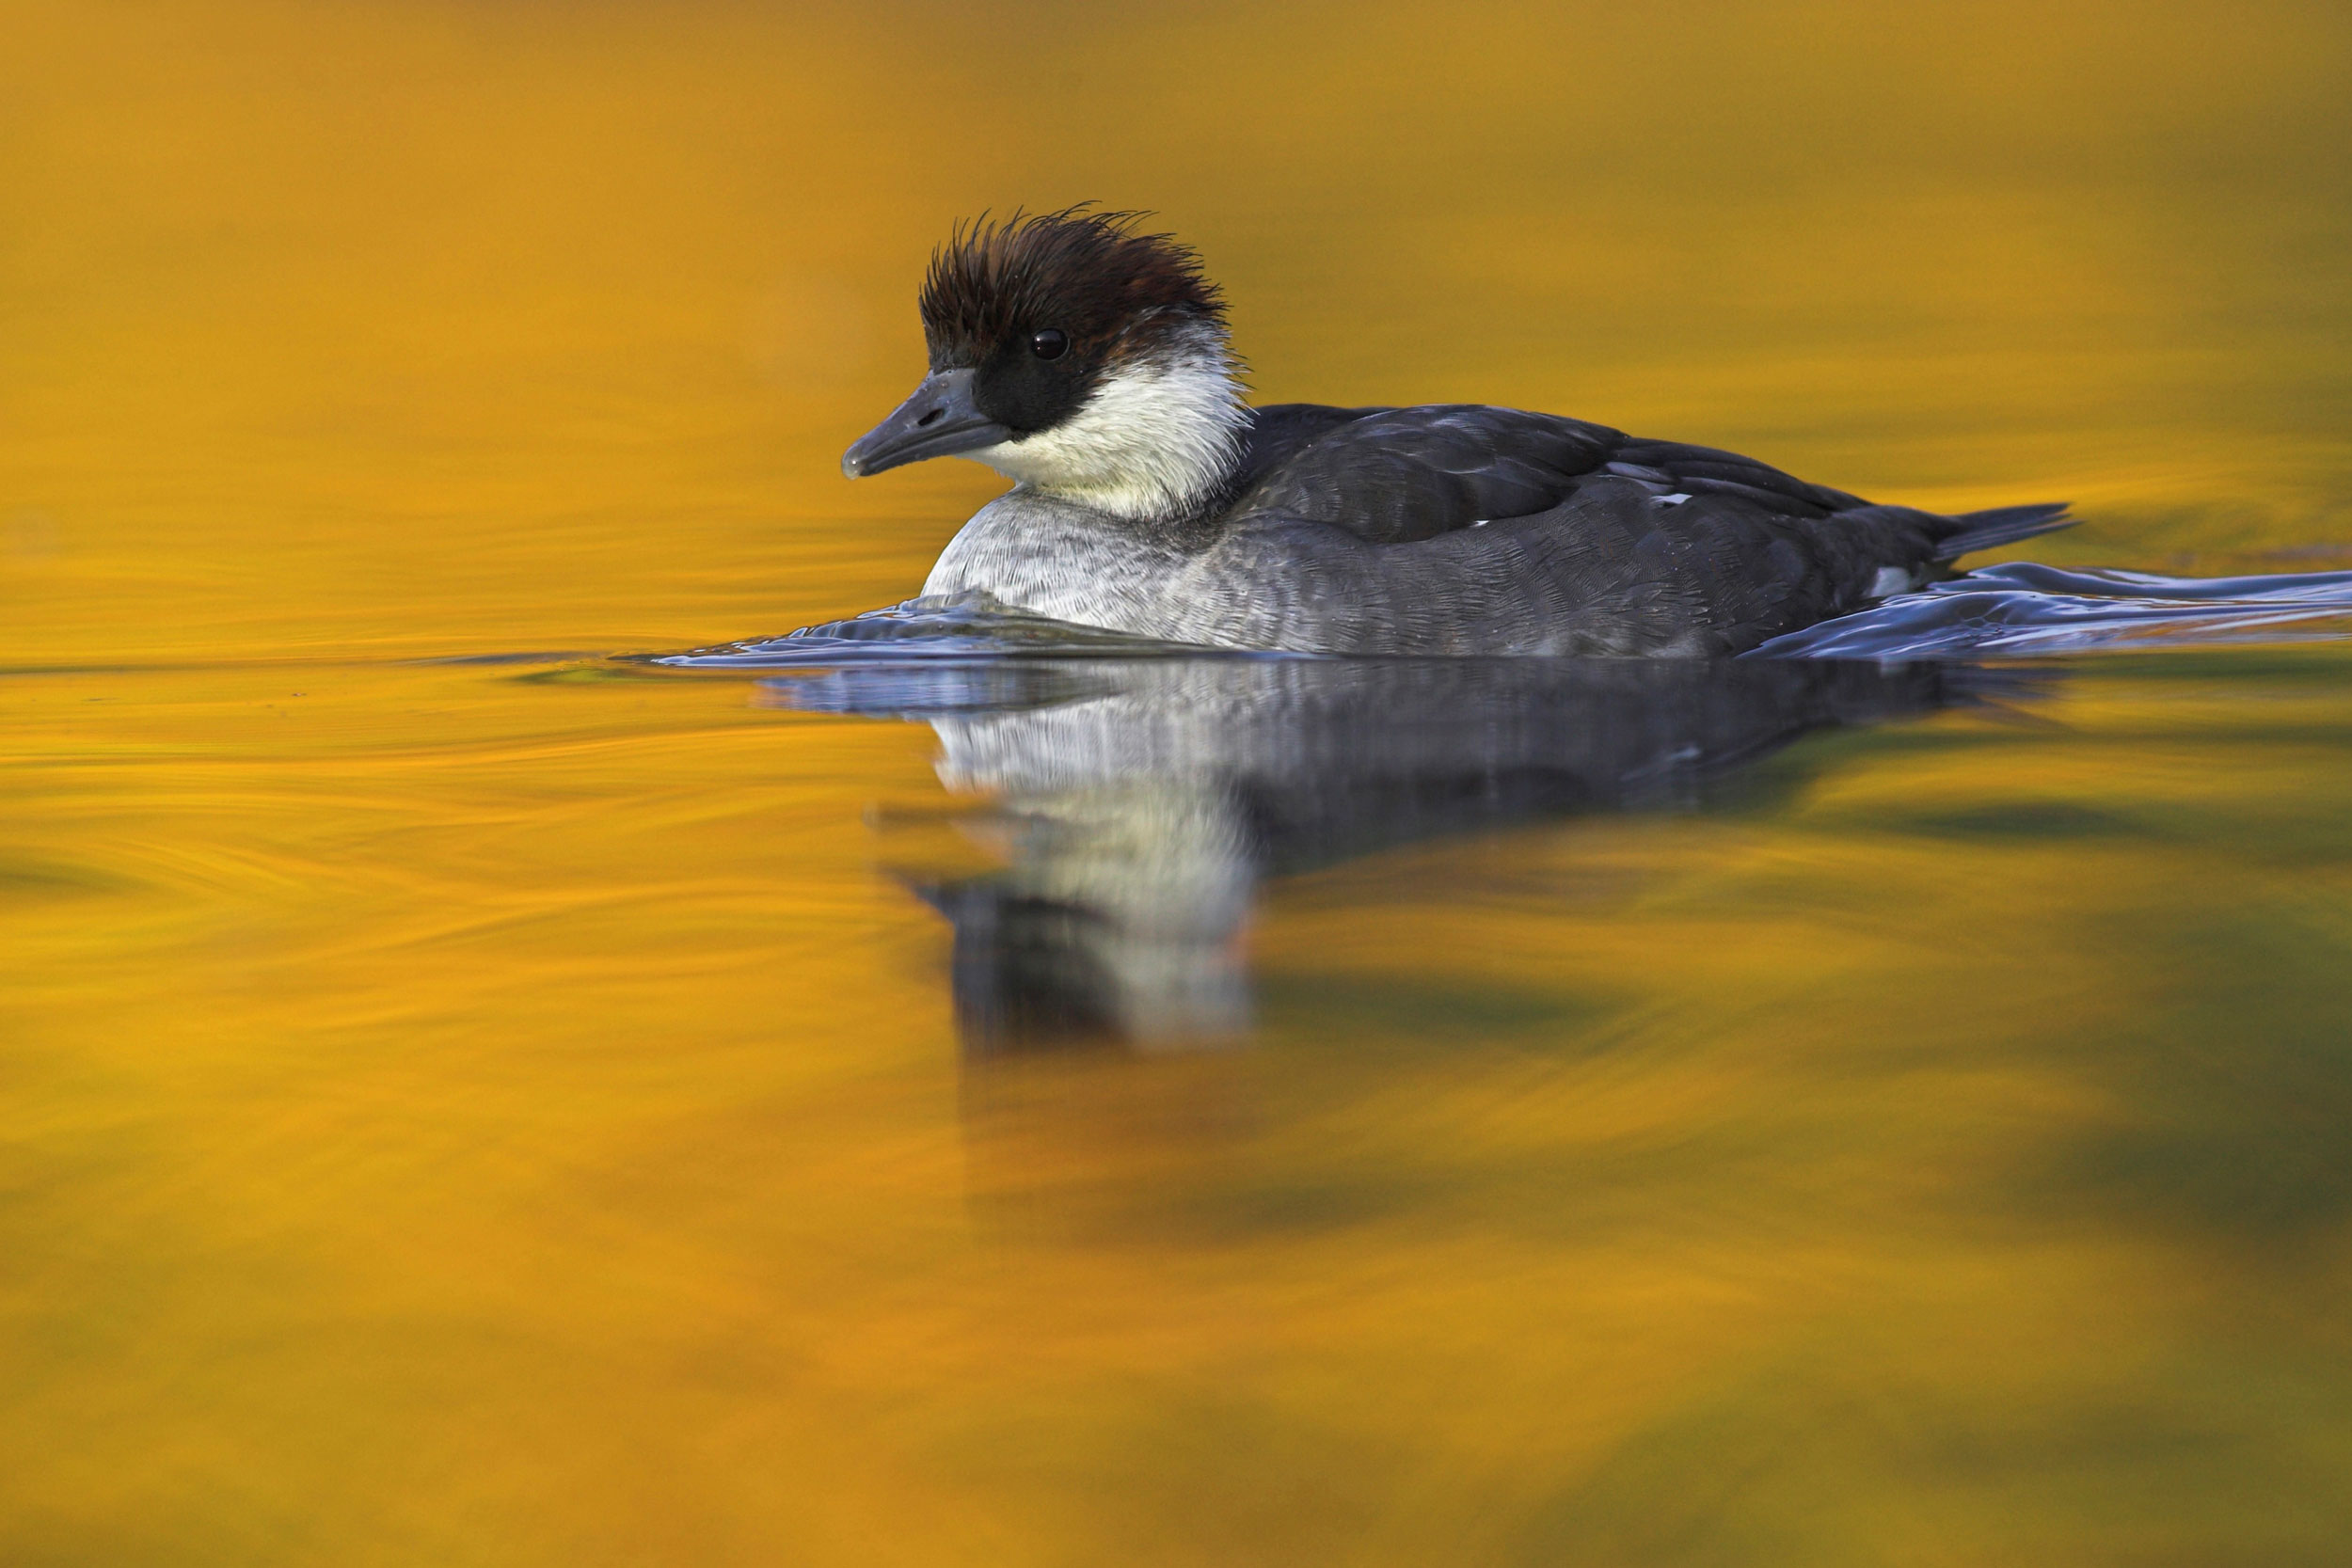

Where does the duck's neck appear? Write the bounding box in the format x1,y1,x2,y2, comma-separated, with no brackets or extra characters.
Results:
970,323,1248,521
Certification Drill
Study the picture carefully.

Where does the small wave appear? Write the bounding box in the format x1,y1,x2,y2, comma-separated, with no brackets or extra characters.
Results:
653,565,2352,671
1752,563,2352,658
652,594,1267,667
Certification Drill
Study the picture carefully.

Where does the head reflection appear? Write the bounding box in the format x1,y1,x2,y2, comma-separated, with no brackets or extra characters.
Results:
767,658,2026,1054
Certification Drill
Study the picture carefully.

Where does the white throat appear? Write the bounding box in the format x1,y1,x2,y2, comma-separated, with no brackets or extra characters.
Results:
964,325,1248,520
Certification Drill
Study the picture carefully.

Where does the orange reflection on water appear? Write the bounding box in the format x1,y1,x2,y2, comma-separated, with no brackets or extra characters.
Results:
4,1,2351,1562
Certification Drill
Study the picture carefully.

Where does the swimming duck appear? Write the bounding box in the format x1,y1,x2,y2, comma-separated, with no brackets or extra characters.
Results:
841,208,2072,657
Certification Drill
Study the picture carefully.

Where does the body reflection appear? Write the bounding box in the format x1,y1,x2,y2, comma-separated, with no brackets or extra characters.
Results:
769,658,2026,1053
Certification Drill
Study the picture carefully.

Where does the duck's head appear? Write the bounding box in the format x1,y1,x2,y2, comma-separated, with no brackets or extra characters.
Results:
842,208,1248,519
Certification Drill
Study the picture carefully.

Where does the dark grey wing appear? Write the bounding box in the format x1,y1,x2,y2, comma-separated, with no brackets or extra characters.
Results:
1229,404,1622,543
1229,403,1391,487
1487,477,1948,653
1213,405,2073,655
1603,436,1868,515
1215,408,1922,650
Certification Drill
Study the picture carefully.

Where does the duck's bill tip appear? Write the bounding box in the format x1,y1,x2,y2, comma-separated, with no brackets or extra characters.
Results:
841,368,1012,480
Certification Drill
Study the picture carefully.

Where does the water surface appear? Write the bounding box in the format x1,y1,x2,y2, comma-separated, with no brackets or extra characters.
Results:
6,3,2352,1563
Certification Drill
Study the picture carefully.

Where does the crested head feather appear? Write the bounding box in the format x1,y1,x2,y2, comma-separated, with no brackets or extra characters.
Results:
919,207,1228,372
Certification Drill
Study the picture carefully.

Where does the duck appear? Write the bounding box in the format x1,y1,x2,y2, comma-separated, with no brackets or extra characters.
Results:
840,208,2072,657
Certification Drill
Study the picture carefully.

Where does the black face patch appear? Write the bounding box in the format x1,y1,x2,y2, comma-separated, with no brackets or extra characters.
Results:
918,208,1226,435
971,331,1093,434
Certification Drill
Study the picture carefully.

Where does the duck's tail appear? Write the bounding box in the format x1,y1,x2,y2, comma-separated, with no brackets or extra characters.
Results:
1931,502,2074,562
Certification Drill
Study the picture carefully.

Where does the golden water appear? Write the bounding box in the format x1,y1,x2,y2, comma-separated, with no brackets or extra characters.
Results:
6,3,2351,1561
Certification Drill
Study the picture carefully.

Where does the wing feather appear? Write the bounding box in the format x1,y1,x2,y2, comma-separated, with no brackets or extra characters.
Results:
1203,404,2061,654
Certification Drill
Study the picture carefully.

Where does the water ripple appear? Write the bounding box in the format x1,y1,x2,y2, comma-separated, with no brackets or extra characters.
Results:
655,594,1249,667
654,564,2352,672
1752,562,2352,657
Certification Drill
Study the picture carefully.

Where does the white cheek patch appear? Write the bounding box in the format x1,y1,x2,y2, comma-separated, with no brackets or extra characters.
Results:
967,327,1248,519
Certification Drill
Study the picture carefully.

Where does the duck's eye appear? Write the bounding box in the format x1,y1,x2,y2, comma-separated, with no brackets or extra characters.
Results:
1029,328,1068,360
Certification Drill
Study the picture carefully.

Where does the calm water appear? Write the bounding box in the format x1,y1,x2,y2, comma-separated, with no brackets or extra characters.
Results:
8,3,2352,1563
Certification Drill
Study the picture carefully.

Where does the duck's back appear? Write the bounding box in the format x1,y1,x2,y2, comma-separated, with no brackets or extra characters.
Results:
1185,404,2064,655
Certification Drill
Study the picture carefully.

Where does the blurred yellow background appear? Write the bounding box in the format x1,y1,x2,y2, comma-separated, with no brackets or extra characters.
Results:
4,3,2350,1563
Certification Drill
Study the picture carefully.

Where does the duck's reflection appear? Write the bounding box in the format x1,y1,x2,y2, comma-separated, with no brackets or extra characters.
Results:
766,658,2027,1053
